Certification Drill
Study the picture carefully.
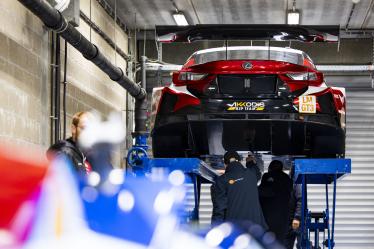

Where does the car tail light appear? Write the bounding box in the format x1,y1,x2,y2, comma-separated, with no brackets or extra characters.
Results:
203,81,219,95
287,72,317,81
178,72,208,81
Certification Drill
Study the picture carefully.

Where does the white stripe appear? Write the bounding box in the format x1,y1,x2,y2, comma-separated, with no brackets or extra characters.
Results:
194,46,304,55
167,84,197,98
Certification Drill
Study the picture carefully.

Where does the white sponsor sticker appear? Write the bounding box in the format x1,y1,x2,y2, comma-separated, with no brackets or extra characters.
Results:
299,95,316,113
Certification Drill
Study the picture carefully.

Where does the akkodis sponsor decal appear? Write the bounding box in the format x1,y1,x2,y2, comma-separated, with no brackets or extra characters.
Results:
226,101,265,111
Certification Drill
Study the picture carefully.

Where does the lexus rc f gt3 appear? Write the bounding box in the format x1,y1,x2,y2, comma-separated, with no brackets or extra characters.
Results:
151,46,345,158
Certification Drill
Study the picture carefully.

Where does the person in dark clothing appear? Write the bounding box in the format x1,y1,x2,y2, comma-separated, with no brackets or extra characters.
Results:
211,151,268,229
47,111,92,174
284,166,302,249
258,160,293,245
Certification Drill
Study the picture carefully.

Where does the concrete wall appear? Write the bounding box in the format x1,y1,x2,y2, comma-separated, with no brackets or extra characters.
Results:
0,0,50,149
0,0,132,167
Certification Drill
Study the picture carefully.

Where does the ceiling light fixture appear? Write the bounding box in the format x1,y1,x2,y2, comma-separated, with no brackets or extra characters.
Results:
287,10,300,25
173,12,189,26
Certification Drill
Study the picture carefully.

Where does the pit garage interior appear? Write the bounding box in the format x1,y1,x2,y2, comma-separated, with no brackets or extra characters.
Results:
0,0,374,249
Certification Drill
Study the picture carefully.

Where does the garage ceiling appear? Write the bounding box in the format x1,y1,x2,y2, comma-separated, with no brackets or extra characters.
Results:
104,0,374,30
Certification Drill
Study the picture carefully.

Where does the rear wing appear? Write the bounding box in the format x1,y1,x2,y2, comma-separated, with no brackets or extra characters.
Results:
156,24,339,43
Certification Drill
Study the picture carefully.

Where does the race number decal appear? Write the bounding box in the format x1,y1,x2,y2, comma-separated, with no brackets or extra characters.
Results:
299,95,316,113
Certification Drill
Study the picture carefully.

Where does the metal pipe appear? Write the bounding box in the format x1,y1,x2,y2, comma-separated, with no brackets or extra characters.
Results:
80,11,130,62
54,34,61,142
134,56,148,134
140,56,147,89
63,40,68,139
325,183,332,248
18,0,146,100
50,31,55,144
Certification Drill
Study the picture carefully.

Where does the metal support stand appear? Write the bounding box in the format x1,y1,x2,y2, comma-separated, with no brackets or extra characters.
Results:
294,159,351,249
191,174,202,221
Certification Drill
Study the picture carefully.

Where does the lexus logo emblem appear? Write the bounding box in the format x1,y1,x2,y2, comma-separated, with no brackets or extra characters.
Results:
242,62,252,70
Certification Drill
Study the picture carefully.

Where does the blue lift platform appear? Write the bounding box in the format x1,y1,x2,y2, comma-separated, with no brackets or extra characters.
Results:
127,134,218,220
128,135,352,248
294,159,351,249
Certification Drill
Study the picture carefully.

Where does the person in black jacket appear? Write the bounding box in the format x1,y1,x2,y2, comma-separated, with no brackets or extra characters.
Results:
211,151,268,229
47,111,92,174
284,166,302,249
258,160,293,245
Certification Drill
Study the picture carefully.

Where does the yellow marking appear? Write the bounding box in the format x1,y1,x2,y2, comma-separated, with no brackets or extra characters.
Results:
299,95,316,114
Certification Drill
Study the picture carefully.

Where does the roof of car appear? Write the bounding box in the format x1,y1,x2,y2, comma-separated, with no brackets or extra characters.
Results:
194,46,304,55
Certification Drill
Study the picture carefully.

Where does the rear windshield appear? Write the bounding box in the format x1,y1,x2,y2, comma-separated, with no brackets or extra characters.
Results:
188,47,312,67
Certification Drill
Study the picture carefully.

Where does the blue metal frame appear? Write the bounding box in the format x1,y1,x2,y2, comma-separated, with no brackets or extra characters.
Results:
294,159,351,249
127,134,218,221
127,133,149,167
131,157,217,221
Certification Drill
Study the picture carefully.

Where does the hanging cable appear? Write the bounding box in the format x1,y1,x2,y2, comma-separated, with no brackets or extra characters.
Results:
89,0,92,42
154,29,159,58
63,40,68,139
189,0,201,24
143,28,146,57
134,12,137,62
169,0,179,12
345,2,357,31
114,0,117,65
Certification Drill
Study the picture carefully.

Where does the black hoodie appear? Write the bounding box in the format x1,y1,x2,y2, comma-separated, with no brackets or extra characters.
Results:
47,137,87,174
211,161,268,229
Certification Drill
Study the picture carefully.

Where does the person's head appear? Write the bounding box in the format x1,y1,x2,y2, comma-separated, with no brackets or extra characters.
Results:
245,151,256,166
223,151,241,165
71,111,91,142
268,160,283,172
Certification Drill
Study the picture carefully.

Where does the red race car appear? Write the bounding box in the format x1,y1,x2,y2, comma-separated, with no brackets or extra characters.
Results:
151,26,345,159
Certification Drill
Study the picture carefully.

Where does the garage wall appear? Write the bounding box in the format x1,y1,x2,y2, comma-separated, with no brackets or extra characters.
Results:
307,89,374,249
0,0,50,149
0,0,131,166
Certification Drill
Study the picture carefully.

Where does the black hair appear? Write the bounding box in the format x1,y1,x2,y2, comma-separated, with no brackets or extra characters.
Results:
268,160,283,172
223,151,241,164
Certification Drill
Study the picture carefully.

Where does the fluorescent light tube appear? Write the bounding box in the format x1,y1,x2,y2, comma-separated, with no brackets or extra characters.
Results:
173,12,189,26
287,11,300,25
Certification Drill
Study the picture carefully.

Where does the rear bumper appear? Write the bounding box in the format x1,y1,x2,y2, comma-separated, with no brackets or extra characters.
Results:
156,111,341,130
152,113,345,158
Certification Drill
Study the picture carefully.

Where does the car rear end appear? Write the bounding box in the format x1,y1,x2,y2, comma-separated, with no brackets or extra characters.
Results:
151,47,345,158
